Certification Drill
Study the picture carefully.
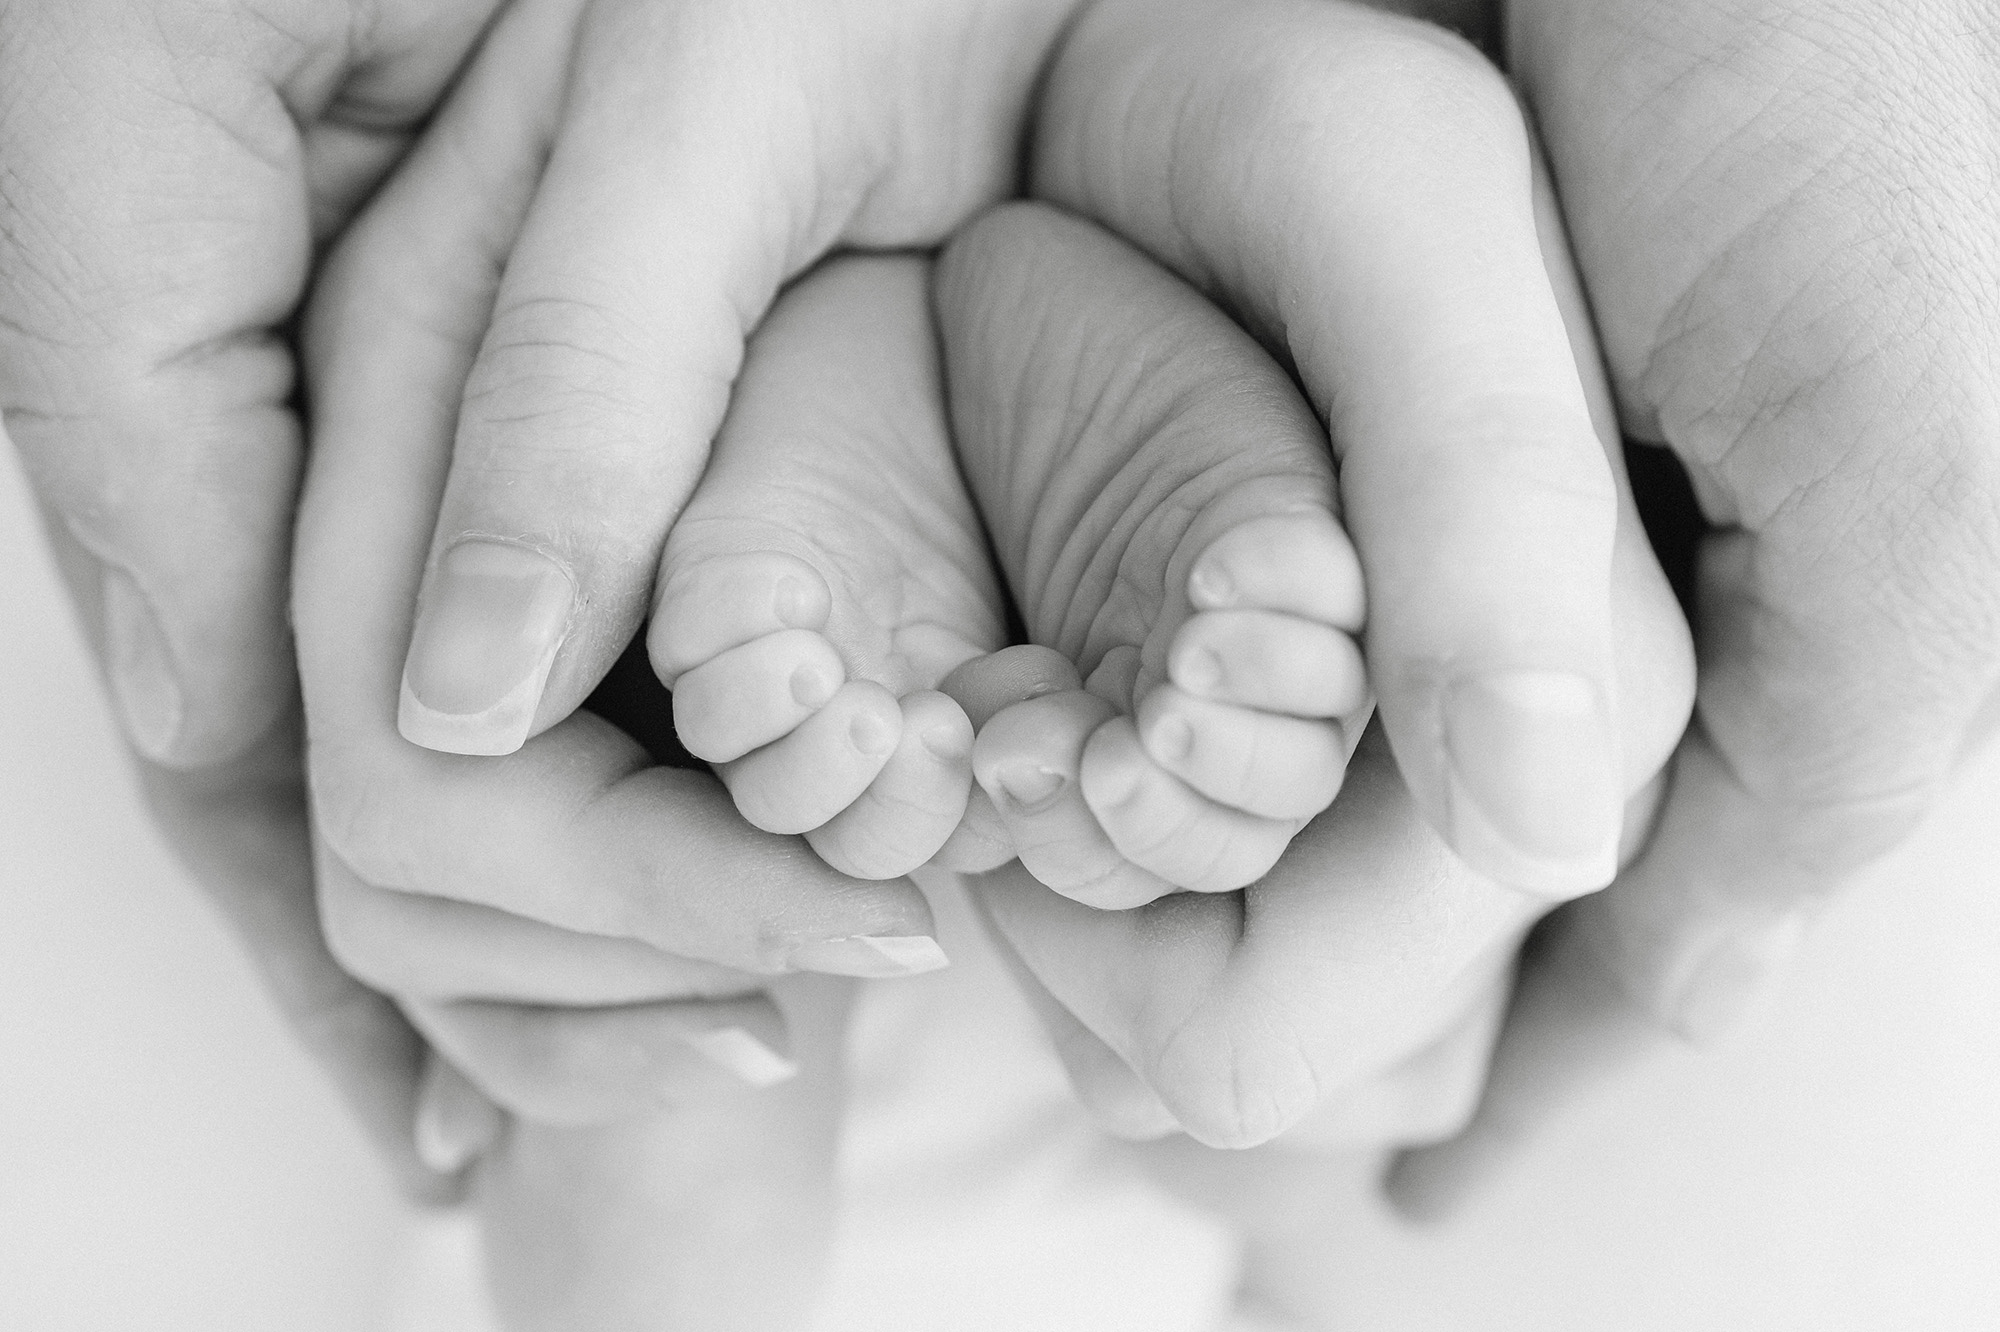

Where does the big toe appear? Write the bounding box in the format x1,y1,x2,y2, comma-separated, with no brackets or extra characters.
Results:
807,690,975,879
650,549,833,683
671,628,847,764
974,690,1176,910
1079,717,1301,894
721,679,902,834
1185,507,1365,630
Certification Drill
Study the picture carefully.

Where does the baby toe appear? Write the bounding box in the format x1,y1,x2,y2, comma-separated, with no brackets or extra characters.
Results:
1136,685,1347,820
1186,511,1364,631
974,690,1176,910
806,691,974,880
939,644,1082,728
1080,717,1301,893
1169,609,1367,718
928,786,1017,874
650,550,832,683
670,628,846,763
719,679,901,834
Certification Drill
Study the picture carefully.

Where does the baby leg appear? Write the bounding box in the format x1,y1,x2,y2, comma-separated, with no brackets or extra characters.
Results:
651,255,1009,882
479,977,851,1332
937,202,1368,905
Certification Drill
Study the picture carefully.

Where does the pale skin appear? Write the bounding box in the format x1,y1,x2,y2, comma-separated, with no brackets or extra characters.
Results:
293,0,1692,1325
6,0,1988,1280
297,0,1663,1192
658,207,1368,901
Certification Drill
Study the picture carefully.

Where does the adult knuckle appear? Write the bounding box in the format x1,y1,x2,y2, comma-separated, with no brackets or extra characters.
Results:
1147,1004,1320,1150
311,753,426,891
1412,390,1620,512
317,882,405,992
461,292,654,433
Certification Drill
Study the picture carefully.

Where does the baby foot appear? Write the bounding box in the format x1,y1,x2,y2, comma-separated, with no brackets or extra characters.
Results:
650,255,1007,880
935,203,1369,906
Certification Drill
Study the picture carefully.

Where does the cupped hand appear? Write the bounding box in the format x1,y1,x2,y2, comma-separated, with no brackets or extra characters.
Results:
1028,0,1682,901
0,0,508,1200
928,0,1695,1150
376,0,1077,763
1392,0,2000,1212
297,0,954,1125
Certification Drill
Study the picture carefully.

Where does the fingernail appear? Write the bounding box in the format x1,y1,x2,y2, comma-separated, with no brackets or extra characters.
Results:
787,934,951,979
399,540,573,756
1668,913,1809,1044
1188,558,1235,608
1443,670,1620,895
101,566,183,763
679,1028,799,1088
791,663,838,708
1147,713,1194,764
1174,647,1224,695
995,763,1066,813
413,1066,502,1175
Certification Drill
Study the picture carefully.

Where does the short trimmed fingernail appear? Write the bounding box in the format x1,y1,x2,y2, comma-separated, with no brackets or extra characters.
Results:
399,540,573,756
1669,913,1809,1043
1174,647,1223,695
995,763,1066,813
413,1064,502,1175
1443,670,1620,895
787,934,951,979
101,566,183,763
680,1028,799,1088
1147,713,1194,764
1188,558,1235,608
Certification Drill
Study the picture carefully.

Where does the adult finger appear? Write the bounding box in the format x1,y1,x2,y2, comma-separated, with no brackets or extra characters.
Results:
1035,0,1624,896
408,990,801,1126
975,722,1538,1150
317,846,760,1005
475,975,850,1332
394,0,1077,755
297,6,944,982
968,891,1183,1142
0,0,498,770
113,707,457,1205
1391,0,2000,1214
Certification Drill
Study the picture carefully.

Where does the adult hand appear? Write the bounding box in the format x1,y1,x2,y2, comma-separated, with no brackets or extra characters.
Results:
940,0,1694,1149
0,0,504,1200
297,0,951,1127
373,0,1076,762
1392,0,2000,1212
294,16,1007,1311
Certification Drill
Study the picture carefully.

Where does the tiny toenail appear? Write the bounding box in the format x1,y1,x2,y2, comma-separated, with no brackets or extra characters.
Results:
1148,714,1194,764
1176,648,1224,694
790,664,837,709
996,764,1066,813
922,725,971,761
773,575,816,628
850,710,897,756
1189,560,1235,608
